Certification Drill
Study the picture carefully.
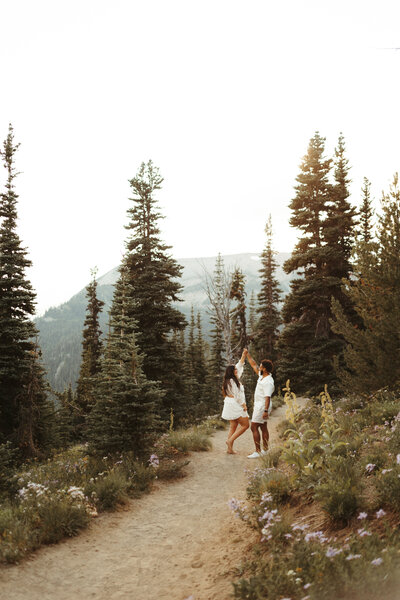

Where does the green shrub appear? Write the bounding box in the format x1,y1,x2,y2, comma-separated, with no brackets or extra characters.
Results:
247,469,292,505
37,499,89,544
260,447,282,469
85,471,129,511
375,466,400,512
166,429,212,453
156,459,189,480
0,442,19,499
199,416,226,432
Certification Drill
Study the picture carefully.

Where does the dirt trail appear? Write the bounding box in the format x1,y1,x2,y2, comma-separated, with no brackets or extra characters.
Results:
0,403,302,600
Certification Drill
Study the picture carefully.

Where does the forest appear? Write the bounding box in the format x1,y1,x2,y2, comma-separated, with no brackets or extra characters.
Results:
1,124,400,599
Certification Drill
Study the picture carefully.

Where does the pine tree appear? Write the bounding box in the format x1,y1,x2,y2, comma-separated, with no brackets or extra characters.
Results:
255,215,281,362
0,125,54,454
331,174,400,394
248,291,257,336
205,254,229,412
88,263,162,456
124,161,186,421
277,132,356,396
74,269,104,437
359,177,374,243
230,267,247,360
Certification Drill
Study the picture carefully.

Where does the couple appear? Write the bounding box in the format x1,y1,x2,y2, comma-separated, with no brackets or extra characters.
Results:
221,348,274,458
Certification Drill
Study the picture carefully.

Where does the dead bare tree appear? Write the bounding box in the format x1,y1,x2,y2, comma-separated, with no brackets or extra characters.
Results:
202,254,234,364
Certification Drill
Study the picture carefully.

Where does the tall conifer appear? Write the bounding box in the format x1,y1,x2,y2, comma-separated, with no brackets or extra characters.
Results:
0,125,53,454
359,177,374,243
124,161,186,421
255,215,281,362
75,269,104,436
278,132,356,395
88,264,162,456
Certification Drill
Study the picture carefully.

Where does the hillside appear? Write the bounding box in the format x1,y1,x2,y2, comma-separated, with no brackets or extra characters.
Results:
36,252,292,392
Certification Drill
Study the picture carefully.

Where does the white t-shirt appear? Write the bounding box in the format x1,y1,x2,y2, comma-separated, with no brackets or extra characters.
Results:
254,374,275,413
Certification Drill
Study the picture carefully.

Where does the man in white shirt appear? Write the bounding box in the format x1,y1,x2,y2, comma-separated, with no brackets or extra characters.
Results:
245,354,275,458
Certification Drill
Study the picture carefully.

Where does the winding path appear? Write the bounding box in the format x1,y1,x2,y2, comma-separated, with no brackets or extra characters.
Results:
0,403,295,600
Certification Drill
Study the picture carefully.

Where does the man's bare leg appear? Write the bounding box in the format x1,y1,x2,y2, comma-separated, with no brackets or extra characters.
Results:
250,422,261,453
260,422,269,450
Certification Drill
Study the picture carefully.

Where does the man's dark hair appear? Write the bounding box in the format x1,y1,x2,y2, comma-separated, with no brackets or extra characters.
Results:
261,359,273,374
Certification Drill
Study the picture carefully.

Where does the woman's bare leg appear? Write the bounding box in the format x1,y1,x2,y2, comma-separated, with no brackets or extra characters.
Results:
227,416,249,453
226,420,239,453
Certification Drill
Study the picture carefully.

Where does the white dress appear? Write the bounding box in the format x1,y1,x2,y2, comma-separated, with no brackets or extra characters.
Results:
221,361,248,421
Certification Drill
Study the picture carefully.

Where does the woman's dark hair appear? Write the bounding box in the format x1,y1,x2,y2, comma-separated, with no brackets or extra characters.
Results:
222,365,240,396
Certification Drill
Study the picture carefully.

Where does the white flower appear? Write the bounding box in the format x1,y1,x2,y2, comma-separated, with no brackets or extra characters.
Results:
346,554,361,561
287,570,295,577
376,509,386,519
357,512,368,520
396,454,400,465
365,463,376,474
371,558,383,566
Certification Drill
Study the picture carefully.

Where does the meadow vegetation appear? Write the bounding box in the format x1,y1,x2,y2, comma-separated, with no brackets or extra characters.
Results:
0,416,224,564
230,383,400,600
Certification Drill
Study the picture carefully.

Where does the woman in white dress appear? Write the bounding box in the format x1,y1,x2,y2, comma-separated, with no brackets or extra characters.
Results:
221,349,250,454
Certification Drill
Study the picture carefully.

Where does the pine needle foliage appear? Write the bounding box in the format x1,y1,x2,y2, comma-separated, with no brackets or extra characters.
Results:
255,214,281,362
0,125,54,455
88,264,162,457
331,174,400,394
124,160,186,421
278,133,357,396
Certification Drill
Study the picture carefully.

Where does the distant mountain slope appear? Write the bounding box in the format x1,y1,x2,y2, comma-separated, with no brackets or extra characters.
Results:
36,252,292,391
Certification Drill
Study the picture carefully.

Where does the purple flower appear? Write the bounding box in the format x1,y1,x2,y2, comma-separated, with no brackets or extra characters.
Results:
357,528,372,537
346,554,361,561
396,454,400,465
357,512,368,520
326,547,342,558
371,558,383,566
382,469,392,475
376,509,386,519
149,454,159,468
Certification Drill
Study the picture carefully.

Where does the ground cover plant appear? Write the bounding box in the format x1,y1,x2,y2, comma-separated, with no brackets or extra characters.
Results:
0,416,225,564
230,383,400,600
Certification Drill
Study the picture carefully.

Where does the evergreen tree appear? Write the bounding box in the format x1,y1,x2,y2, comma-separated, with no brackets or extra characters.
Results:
359,177,374,243
248,290,257,335
255,215,281,362
230,267,247,360
331,174,400,394
124,161,186,421
205,254,227,412
0,125,54,454
277,132,356,396
74,269,104,437
88,264,162,456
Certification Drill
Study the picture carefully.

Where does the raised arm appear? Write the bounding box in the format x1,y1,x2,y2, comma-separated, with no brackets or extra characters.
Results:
246,352,259,375
238,348,248,366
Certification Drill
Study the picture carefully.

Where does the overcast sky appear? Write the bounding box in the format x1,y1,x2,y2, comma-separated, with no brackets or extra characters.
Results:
1,0,399,315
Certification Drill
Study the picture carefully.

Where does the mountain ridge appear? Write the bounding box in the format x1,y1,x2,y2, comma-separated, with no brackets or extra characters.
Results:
36,252,292,391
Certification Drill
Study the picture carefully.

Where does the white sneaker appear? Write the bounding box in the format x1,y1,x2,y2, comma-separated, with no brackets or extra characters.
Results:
247,451,261,459
261,449,268,456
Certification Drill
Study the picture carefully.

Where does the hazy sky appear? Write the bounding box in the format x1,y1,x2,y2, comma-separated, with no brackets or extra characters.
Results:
1,0,399,315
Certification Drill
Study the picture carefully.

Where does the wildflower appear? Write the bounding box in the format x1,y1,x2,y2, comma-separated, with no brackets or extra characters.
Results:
260,492,273,504
326,547,342,558
67,486,85,500
382,469,392,475
357,528,372,537
346,554,361,561
305,531,327,543
396,454,400,465
357,512,368,520
365,464,376,474
376,509,386,519
295,578,302,584
304,583,312,589
284,533,293,539
287,569,295,577
149,454,159,468
371,558,383,566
